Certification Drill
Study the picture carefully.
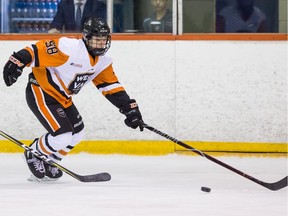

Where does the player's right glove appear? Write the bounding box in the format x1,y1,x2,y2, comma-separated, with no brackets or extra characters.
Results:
119,99,144,131
3,52,28,86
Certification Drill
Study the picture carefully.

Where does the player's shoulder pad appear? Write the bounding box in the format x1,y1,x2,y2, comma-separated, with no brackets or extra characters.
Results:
58,37,81,55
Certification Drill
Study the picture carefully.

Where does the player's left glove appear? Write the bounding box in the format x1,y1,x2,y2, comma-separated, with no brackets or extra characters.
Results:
3,52,28,87
119,99,144,131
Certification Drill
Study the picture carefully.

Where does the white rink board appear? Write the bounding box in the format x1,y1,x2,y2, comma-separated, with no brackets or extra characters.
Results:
0,39,286,143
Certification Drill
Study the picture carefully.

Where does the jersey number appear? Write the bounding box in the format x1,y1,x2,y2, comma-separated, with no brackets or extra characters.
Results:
45,40,58,55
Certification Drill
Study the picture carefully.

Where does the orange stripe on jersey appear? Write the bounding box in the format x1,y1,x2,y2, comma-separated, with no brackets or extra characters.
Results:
102,86,125,96
92,64,119,86
39,136,53,155
33,67,73,108
89,55,99,66
31,84,60,132
58,149,68,156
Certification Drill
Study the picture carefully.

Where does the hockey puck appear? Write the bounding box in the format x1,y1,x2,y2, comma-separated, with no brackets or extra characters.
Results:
201,186,211,192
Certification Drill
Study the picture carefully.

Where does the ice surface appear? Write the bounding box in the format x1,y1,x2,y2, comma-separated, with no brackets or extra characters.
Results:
0,153,287,216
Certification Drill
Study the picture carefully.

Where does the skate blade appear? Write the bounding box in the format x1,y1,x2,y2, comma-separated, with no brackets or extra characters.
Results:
27,175,60,182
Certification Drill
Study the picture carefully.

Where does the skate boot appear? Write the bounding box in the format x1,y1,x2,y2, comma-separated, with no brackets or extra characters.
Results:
44,162,63,179
24,139,45,179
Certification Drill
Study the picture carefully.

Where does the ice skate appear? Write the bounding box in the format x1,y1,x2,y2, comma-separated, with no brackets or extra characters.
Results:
44,162,63,180
23,139,45,179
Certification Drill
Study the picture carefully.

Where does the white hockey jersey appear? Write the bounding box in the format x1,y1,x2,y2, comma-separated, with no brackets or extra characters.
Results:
25,37,125,108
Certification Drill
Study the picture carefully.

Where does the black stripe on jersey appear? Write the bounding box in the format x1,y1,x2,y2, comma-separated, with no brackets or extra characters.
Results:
96,81,120,89
46,70,70,100
32,44,39,67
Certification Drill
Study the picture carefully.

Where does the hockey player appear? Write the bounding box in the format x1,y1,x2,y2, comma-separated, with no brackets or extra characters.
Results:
2,18,144,181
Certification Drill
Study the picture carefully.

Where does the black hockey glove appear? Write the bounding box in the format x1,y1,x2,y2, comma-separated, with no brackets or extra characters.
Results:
119,99,144,131
3,52,28,86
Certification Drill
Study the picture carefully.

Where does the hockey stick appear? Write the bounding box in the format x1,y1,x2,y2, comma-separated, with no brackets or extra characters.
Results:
0,130,111,183
143,124,287,191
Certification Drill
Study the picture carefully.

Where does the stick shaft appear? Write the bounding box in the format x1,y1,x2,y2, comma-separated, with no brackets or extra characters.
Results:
143,124,287,191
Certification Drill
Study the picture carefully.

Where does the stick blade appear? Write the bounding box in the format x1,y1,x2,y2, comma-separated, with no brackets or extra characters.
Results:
262,176,288,191
78,172,111,182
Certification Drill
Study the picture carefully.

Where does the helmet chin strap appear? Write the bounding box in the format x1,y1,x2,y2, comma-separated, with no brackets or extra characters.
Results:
88,50,96,58
90,49,105,57
82,38,105,57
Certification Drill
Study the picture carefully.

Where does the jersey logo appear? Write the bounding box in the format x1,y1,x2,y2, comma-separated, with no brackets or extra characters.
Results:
45,40,58,55
68,73,93,94
56,108,66,117
70,62,83,68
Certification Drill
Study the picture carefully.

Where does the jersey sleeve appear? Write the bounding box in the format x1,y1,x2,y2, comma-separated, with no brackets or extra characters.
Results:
92,64,130,108
24,38,69,68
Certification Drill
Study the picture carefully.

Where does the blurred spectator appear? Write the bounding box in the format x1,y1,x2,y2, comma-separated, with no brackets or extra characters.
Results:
48,0,106,33
143,0,172,33
113,0,124,32
216,0,266,33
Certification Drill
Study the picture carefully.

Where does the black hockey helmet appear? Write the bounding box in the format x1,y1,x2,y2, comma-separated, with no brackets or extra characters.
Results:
83,17,111,56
